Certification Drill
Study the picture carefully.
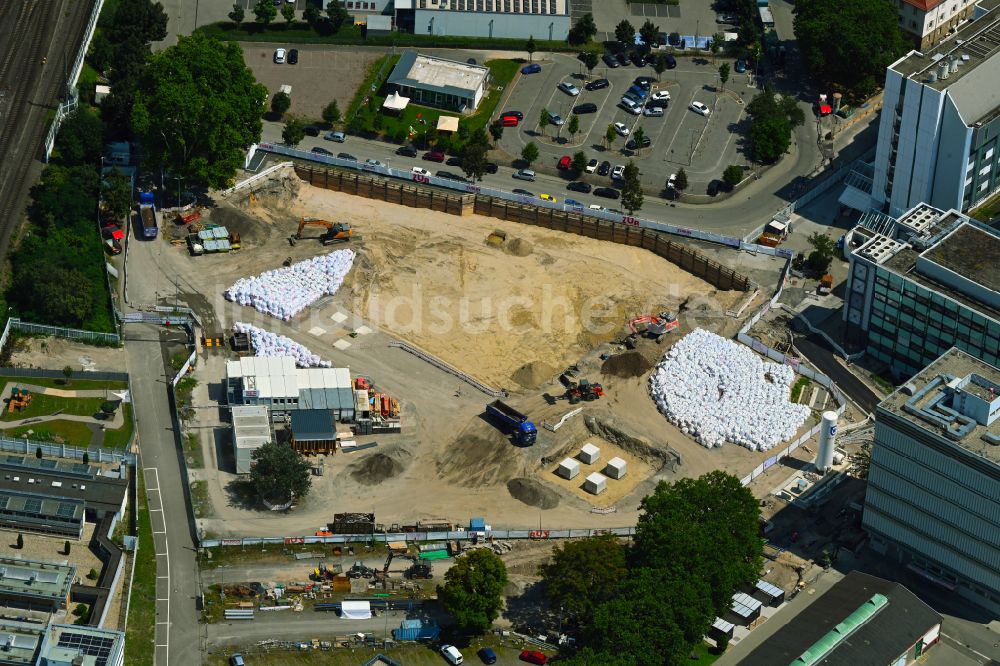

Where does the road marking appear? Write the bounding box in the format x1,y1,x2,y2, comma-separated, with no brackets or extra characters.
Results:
663,88,699,167
941,634,992,663
153,530,166,534
144,467,170,666
157,575,170,579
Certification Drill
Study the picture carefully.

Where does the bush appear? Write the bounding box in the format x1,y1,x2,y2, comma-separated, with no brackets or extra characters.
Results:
723,165,744,188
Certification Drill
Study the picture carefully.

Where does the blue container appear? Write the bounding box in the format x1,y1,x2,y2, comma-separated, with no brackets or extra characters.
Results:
470,517,486,531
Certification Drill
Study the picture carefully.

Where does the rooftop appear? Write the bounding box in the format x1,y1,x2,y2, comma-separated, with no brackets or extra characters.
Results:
890,0,1000,123
40,624,125,666
422,0,568,13
231,405,271,450
923,222,1000,293
880,348,1000,464
290,409,335,441
0,490,85,529
0,467,126,516
0,557,74,603
388,51,489,97
227,357,352,402
739,572,941,666
0,620,44,664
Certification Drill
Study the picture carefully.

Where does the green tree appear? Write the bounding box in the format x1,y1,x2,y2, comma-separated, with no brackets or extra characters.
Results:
438,549,508,635
16,533,23,549
639,19,659,49
567,114,580,141
322,100,341,125
621,160,643,214
228,3,244,28
807,232,837,272
675,168,688,192
271,91,291,117
538,107,550,136
710,32,723,63
719,63,730,92
100,400,117,415
526,35,537,62
629,126,646,154
723,164,744,188
582,50,600,78
104,0,168,45
303,3,321,25
326,0,349,32
131,33,268,189
488,120,503,144
35,447,42,460
82,452,89,465
64,540,71,555
101,169,133,222
570,151,588,178
568,13,598,46
614,20,635,46
653,54,667,81
252,0,277,27
282,119,306,147
249,441,312,503
54,108,104,165
62,366,73,382
631,472,763,616
281,2,296,25
520,142,540,166
793,0,906,99
461,139,489,182
541,535,626,626
605,123,616,149
87,568,98,580
746,86,804,163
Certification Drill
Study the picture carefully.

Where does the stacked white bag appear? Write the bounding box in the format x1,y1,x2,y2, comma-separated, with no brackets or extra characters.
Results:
648,328,811,451
233,322,332,368
224,249,356,320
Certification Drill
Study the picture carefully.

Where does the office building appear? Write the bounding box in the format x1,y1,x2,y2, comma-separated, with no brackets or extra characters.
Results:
386,51,490,111
842,204,999,378
897,0,981,50
231,405,271,475
859,0,1000,216
225,356,355,420
395,0,570,40
0,558,74,613
862,348,1000,615
737,572,941,665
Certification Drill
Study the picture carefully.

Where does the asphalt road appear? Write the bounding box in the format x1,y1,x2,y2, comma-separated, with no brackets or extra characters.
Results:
794,334,880,415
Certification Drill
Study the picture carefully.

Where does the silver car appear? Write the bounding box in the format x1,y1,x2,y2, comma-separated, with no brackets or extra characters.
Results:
547,111,565,126
558,81,581,96
513,169,536,181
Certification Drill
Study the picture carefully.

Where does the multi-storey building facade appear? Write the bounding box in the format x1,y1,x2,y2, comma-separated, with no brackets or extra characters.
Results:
897,0,980,50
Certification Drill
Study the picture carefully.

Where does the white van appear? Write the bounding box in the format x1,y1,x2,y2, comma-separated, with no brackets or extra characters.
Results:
411,166,431,177
440,644,464,665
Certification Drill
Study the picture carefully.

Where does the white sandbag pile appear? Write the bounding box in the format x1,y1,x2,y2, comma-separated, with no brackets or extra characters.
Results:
224,250,355,320
233,322,332,368
648,329,810,451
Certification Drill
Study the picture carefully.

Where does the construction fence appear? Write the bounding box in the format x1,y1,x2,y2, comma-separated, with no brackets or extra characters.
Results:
0,367,128,383
294,165,471,216
0,435,135,465
0,317,120,348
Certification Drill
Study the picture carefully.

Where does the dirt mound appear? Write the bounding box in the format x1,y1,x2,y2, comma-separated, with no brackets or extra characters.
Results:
348,448,411,485
207,206,270,246
507,478,560,509
504,237,533,257
511,360,556,388
602,351,654,378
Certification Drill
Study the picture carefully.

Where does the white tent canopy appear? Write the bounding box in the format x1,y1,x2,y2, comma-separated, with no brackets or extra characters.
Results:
383,92,410,111
341,600,371,619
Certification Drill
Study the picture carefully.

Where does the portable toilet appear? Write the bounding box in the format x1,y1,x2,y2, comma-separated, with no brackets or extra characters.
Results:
584,472,607,495
557,458,580,480
604,457,627,479
578,442,601,465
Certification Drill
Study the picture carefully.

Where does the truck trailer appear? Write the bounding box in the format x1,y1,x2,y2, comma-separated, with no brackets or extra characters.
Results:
485,400,537,445
139,192,158,239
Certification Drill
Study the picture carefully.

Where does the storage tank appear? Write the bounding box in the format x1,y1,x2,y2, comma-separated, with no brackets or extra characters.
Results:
815,411,838,472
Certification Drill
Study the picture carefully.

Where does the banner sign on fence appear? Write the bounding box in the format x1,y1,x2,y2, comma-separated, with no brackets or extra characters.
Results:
284,537,305,544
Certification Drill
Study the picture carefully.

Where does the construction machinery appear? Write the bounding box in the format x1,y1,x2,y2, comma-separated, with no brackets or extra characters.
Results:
6,388,32,413
628,311,678,344
347,561,375,579
295,217,353,245
564,379,604,404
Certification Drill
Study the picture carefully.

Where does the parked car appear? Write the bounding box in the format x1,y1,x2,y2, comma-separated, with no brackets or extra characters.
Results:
663,53,677,69
735,59,747,73
539,193,557,202
446,156,463,166
602,53,620,68
557,155,572,170
613,122,630,137
574,102,598,114
585,158,598,173
365,159,386,167
589,204,605,211
513,169,536,181
629,51,645,67
585,78,610,91
230,655,245,666
611,164,625,180
411,166,431,176
667,32,681,47
547,111,565,126
477,647,497,665
303,124,322,136
643,106,664,117
485,162,499,173
567,181,592,193
519,651,548,665
633,76,653,90
396,145,417,156
273,48,286,64
423,149,446,162
512,188,534,196
336,152,357,161
626,135,651,149
501,115,520,127
521,63,541,74
436,170,467,181
595,187,621,199
310,146,333,155
287,49,298,65
619,98,642,115
667,172,677,189
325,131,346,142
615,51,630,66
628,85,648,99
442,645,465,665
650,90,671,103
689,100,711,116
502,110,524,121
707,179,722,196
597,160,611,176
565,198,584,208
558,81,581,96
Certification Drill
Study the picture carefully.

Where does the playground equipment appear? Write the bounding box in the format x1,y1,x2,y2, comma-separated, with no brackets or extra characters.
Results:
7,388,32,413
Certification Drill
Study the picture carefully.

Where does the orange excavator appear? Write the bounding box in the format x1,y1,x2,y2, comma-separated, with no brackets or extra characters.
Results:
295,217,353,245
627,311,678,344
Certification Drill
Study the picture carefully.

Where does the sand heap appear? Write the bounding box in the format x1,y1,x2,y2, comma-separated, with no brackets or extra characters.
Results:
348,447,411,485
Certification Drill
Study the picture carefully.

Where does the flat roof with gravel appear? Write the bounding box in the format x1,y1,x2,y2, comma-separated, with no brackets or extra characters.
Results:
388,51,489,97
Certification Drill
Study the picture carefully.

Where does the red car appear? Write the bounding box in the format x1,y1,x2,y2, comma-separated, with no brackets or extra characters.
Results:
501,115,520,127
519,651,548,665
423,149,445,162
557,155,571,170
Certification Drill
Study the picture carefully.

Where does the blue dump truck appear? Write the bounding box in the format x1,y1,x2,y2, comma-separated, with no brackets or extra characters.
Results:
486,400,537,445
139,191,158,239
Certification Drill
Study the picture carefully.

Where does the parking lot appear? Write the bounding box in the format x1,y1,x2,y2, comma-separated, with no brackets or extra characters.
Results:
496,51,753,197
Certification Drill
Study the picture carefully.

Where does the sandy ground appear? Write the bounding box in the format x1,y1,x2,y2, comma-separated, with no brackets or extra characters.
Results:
6,337,127,373
542,436,654,508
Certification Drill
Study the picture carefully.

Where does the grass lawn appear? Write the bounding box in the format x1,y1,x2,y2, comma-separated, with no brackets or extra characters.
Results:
789,376,812,403
689,641,723,664
7,420,98,446
0,393,106,422
0,375,128,392
200,541,388,569
125,469,156,666
190,480,212,518
969,189,1000,223
345,55,399,121
185,432,204,468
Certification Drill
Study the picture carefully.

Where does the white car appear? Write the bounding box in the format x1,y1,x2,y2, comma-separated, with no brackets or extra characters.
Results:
667,173,677,189
643,106,664,117
613,122,630,137
273,48,286,64
411,166,431,176
612,165,625,180
588,204,605,211
365,159,386,167
585,159,598,174
651,90,671,102
689,101,711,116
558,81,581,96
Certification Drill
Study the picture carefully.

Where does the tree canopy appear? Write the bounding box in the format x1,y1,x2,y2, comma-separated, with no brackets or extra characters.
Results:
282,119,305,147
807,232,837,272
131,33,268,189
461,130,490,181
615,20,635,46
248,441,312,503
621,161,643,214
723,164,744,188
520,142,539,165
794,0,906,99
438,549,508,635
54,108,104,166
541,535,626,626
568,13,597,46
746,85,805,163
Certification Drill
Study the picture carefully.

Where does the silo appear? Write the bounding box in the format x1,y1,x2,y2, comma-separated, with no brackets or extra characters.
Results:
815,411,839,472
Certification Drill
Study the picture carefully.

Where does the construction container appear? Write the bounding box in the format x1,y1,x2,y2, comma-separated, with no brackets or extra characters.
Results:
578,443,601,464
393,619,440,641
604,457,627,479
584,472,607,495
469,517,486,531
557,458,581,480
419,550,450,561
